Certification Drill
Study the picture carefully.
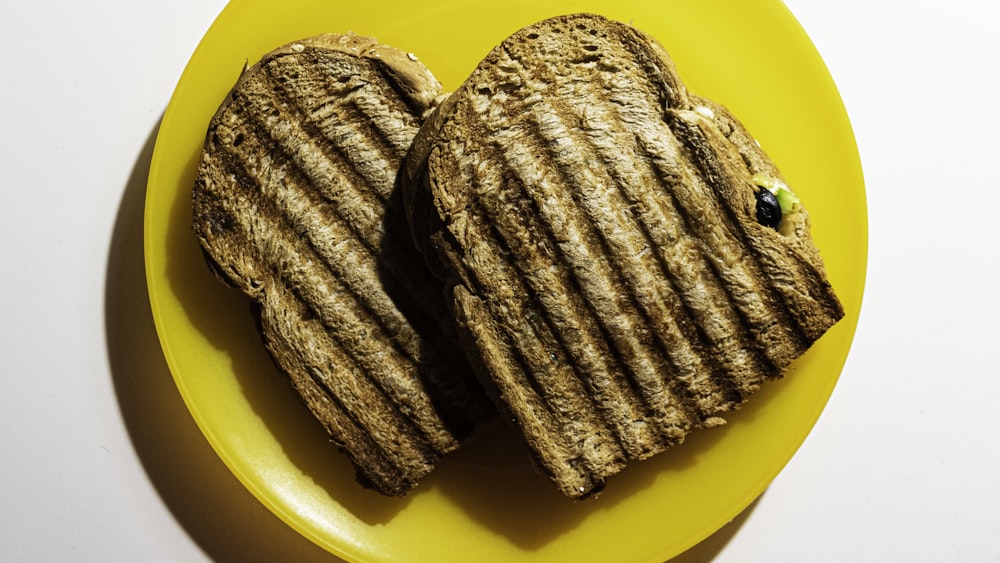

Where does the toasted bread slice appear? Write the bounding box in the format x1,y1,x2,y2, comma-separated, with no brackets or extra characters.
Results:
192,34,494,496
403,14,844,498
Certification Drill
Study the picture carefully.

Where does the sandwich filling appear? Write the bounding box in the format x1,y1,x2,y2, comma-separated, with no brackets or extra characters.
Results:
753,174,801,231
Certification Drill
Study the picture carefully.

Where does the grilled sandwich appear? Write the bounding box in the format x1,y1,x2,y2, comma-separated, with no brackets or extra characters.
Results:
192,33,494,496
403,14,845,498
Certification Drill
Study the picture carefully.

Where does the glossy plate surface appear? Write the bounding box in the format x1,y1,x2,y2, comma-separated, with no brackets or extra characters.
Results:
144,1,866,561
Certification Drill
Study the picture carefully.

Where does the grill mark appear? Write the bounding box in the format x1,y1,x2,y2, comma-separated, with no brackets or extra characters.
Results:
569,86,769,403
688,105,844,341
644,151,784,385
263,57,460,327
196,164,427,482
514,122,700,440
207,123,459,454
773,251,844,342
296,367,413,492
235,64,472,388
323,58,426,157
262,283,439,476
523,96,735,419
476,216,626,471
226,104,428,368
663,111,810,366
434,125,628,473
266,56,405,199
461,198,629,474
459,98,697,445
303,96,404,193
490,21,755,410
291,365,410,488
469,67,700,438
689,102,844,337
600,110,786,379
236,73,388,251
744,236,842,347
256,156,425,363
582,126,750,408
640,157,768,400
466,144,659,458
451,285,601,494
474,221,555,409
499,23,768,405
237,123,461,380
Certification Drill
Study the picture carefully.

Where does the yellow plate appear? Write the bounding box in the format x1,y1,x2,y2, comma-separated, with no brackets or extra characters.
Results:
145,0,866,561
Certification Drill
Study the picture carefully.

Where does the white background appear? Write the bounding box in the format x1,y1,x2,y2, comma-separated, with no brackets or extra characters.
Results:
2,0,998,561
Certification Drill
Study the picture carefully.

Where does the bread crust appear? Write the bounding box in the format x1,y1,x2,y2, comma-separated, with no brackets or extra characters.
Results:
403,14,844,498
192,33,493,496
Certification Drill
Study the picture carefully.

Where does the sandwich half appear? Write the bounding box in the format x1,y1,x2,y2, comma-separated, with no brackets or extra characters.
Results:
192,33,494,496
403,13,844,498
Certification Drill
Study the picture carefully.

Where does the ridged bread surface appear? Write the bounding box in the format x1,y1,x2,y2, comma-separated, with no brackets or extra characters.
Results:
192,34,494,496
404,14,844,498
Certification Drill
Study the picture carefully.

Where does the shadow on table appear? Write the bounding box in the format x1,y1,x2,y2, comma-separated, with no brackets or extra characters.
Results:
105,120,759,563
104,121,340,563
667,496,761,562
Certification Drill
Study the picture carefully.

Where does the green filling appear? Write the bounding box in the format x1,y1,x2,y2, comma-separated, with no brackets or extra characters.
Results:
752,174,800,217
773,185,799,215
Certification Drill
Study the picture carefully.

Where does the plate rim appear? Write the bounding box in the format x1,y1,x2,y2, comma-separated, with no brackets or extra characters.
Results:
144,1,867,561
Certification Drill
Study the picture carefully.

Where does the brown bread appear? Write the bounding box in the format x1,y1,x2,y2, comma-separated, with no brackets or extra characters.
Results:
192,33,494,496
403,14,844,498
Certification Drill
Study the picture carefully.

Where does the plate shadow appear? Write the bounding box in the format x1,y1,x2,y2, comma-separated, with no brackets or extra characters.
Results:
105,120,342,562
160,125,414,526
667,494,762,562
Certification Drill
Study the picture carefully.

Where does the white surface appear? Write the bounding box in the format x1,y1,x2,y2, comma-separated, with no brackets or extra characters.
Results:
1,1,997,561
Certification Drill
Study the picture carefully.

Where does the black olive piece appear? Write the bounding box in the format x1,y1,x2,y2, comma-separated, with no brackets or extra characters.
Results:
755,188,782,230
